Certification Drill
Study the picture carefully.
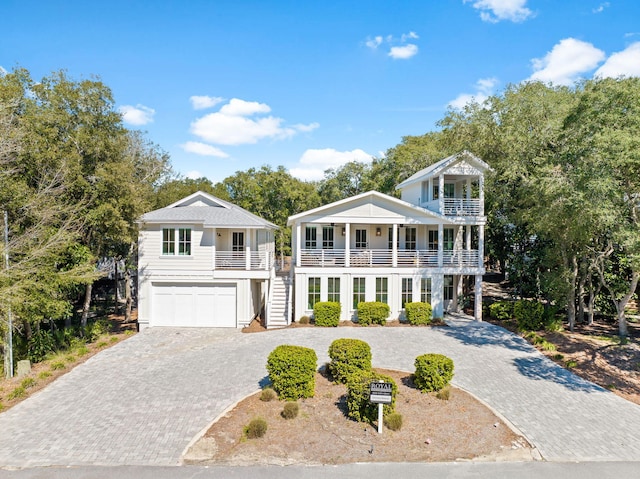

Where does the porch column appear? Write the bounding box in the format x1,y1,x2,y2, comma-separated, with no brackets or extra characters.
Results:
455,275,463,313
212,228,217,270
466,178,472,200
245,229,251,270
439,174,445,214
466,225,471,251
392,224,398,267
478,225,485,269
345,223,351,267
437,223,443,267
295,223,301,267
474,274,483,321
479,175,485,216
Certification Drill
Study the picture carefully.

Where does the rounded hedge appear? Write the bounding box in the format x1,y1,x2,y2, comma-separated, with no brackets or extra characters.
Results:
414,353,454,392
266,345,317,400
313,301,341,327
328,338,372,383
346,370,397,424
514,299,545,331
357,301,390,325
405,302,432,325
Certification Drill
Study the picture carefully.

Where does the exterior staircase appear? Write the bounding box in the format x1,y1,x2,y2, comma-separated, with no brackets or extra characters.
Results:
267,273,291,328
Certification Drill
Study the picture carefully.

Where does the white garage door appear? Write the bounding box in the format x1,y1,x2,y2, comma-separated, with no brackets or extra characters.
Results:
152,283,237,327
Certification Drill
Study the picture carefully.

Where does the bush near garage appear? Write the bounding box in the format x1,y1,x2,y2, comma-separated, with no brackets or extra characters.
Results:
489,300,514,321
346,369,397,424
313,301,341,327
414,353,454,393
357,302,390,325
514,299,545,331
405,302,432,325
328,338,372,384
266,345,317,400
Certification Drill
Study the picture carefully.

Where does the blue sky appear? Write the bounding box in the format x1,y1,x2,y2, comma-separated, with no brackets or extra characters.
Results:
2,0,640,183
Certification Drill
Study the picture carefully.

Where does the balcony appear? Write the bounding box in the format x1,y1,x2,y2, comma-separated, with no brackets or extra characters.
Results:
299,249,480,268
215,251,274,270
442,198,481,216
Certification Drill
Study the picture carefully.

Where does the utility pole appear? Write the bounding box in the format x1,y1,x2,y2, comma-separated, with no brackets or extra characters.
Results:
3,210,13,378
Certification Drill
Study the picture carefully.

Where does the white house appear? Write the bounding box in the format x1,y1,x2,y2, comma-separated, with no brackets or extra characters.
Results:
136,191,286,330
287,151,490,323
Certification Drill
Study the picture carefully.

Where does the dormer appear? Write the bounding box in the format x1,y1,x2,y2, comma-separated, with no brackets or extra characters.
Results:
395,151,491,217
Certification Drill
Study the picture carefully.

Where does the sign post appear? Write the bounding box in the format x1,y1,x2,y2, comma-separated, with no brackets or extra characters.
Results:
369,381,392,434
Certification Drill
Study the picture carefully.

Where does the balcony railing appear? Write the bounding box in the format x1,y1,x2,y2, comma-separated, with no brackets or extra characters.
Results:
299,249,480,268
215,251,274,270
442,198,481,216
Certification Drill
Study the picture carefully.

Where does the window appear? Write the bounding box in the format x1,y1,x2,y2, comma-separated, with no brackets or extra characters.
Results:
443,228,454,251
328,277,340,303
322,226,334,249
432,184,439,200
421,181,429,203
232,231,244,251
305,226,317,249
444,275,454,301
444,183,455,198
405,227,416,251
375,277,388,304
428,230,438,251
308,277,321,309
353,277,366,309
402,278,413,308
355,229,367,249
162,228,191,256
421,278,432,304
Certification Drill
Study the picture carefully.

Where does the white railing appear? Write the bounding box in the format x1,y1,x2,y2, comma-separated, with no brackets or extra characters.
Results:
443,249,480,266
443,198,481,216
397,250,438,267
300,249,346,267
350,249,393,267
215,251,274,270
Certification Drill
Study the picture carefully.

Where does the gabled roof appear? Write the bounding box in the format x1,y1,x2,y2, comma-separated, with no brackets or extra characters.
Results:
139,191,277,229
287,190,446,225
395,150,492,190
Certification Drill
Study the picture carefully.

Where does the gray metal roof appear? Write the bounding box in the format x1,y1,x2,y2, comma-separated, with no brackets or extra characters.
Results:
139,191,278,229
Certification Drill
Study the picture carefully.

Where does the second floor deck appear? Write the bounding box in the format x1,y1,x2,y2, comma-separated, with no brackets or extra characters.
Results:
298,248,481,268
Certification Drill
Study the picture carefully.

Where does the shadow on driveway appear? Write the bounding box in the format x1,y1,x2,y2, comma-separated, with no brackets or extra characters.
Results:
441,321,533,352
513,356,604,393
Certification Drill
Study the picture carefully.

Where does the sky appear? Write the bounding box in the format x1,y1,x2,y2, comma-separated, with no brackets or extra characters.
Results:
2,0,640,184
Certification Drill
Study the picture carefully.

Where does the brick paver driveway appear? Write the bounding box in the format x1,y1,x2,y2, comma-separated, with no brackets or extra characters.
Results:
1,318,639,468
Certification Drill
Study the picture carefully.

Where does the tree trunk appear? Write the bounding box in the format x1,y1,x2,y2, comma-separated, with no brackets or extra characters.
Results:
612,270,639,338
563,252,578,332
586,274,597,326
81,282,92,328
125,268,132,322
577,272,586,324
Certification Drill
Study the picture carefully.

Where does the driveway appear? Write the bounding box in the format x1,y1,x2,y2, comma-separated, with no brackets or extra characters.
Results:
1,319,639,468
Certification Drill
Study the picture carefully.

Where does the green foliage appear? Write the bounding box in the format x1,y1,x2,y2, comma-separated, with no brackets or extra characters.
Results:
243,417,268,439
8,386,26,400
405,302,432,325
414,354,454,393
356,302,390,325
27,330,56,363
281,401,300,420
346,370,397,424
266,345,317,400
565,360,578,369
328,338,372,384
313,301,341,327
514,300,545,331
298,315,310,325
260,387,277,402
38,370,52,380
489,301,514,320
50,361,65,370
384,412,403,431
20,377,36,389
524,332,556,351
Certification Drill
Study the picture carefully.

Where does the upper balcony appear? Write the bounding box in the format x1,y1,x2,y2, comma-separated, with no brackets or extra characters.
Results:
298,248,481,268
214,250,274,271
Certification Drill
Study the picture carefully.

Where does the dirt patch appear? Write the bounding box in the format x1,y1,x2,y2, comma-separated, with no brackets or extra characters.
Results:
184,368,534,466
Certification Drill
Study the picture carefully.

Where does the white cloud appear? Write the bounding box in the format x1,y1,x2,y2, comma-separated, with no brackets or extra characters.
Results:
185,170,204,179
593,2,609,13
365,36,383,49
118,104,155,126
181,141,229,158
449,77,498,109
289,148,373,181
401,31,419,42
529,38,605,85
595,42,640,78
190,95,225,110
464,0,533,23
389,44,419,60
189,98,318,146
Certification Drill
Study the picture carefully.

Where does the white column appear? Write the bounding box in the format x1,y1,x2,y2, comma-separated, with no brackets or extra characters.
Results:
479,175,485,216
478,224,485,269
466,178,472,200
466,225,471,251
295,223,301,267
392,224,398,267
437,223,443,267
439,174,445,214
432,274,444,319
474,274,483,321
212,228,217,270
455,275,463,313
345,223,351,267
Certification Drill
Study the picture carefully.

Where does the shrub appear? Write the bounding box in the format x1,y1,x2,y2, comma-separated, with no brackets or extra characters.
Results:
8,386,26,400
260,387,277,402
28,330,56,363
565,360,578,369
38,370,52,380
313,302,341,327
414,353,454,393
266,345,317,400
50,361,65,370
76,346,89,356
514,300,545,331
436,385,451,400
489,301,513,321
384,412,403,431
298,315,311,325
243,417,268,439
346,370,397,424
86,319,112,340
20,377,36,389
405,302,432,325
328,338,372,384
357,302,390,325
281,401,299,419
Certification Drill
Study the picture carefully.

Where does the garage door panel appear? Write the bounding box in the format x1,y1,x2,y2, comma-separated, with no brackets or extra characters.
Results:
152,283,237,327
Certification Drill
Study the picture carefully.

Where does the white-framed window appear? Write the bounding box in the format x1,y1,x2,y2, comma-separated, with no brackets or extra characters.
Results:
421,277,432,304
162,228,191,256
353,277,366,309
428,230,438,251
375,277,388,304
405,227,416,251
355,229,367,249
308,277,321,309
402,278,413,308
444,183,455,198
328,277,340,303
444,275,454,301
322,226,334,249
444,228,454,251
305,226,317,249
232,231,244,251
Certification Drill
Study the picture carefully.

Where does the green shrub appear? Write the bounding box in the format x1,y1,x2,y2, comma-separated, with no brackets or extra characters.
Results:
346,370,397,424
357,302,390,325
384,412,403,431
86,319,112,340
281,401,299,419
76,346,89,356
38,370,52,380
514,300,545,331
565,359,578,369
243,417,268,439
260,387,277,402
298,315,311,325
28,330,56,363
405,302,432,325
328,338,372,384
20,377,36,389
50,361,65,370
266,345,317,400
313,302,341,327
8,386,26,400
414,353,454,393
436,385,451,400
489,301,514,320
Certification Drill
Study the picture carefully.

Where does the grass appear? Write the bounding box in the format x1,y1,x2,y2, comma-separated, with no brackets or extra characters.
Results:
7,386,26,400
50,361,66,370
38,370,52,380
565,360,578,369
20,377,36,389
524,331,557,351
436,386,451,401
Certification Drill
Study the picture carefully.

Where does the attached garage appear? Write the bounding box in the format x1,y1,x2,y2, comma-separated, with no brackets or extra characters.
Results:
151,283,237,327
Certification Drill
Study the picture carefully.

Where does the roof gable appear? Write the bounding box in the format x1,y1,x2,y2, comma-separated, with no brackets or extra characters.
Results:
395,151,491,190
